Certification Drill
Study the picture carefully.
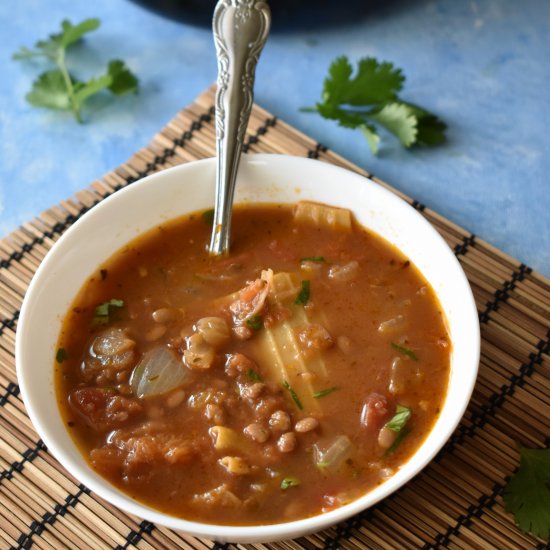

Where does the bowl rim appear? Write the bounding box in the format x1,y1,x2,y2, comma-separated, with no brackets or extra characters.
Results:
16,154,480,542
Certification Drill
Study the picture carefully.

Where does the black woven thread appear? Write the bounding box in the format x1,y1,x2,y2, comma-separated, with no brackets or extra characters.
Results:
241,116,277,153
307,142,327,159
411,199,426,212
479,264,532,323
114,520,155,550
322,496,388,549
0,440,46,483
440,331,550,457
454,234,476,256
429,436,550,549
423,481,505,549
12,484,90,550
0,310,19,337
0,382,20,406
0,107,215,273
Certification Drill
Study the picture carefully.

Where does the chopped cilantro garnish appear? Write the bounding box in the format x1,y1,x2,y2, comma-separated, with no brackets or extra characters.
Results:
55,348,68,363
295,280,311,305
384,426,411,457
313,386,339,399
391,342,418,361
201,208,215,224
247,369,263,383
93,298,124,325
280,477,300,490
245,315,263,331
385,405,412,432
283,380,303,410
504,446,550,541
301,256,325,262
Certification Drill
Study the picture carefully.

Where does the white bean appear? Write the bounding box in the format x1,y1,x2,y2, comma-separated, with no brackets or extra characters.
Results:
183,333,215,370
196,316,230,347
377,426,397,449
152,307,180,324
277,432,297,453
295,417,319,433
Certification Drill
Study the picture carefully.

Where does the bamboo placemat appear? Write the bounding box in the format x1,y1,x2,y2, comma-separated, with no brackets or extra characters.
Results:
1,86,549,550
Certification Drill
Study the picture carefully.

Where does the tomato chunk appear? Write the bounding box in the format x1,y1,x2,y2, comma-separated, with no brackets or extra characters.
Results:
360,393,390,431
69,388,143,431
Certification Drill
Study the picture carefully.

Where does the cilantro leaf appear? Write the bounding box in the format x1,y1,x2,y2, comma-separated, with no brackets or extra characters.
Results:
12,47,43,61
371,102,418,148
304,55,446,154
360,123,381,155
13,18,138,122
313,386,339,399
504,446,550,541
295,280,311,305
384,426,411,456
300,256,325,262
56,348,68,363
402,101,447,146
107,60,139,95
323,56,403,106
74,74,112,104
34,18,100,60
59,18,100,49
281,477,300,490
247,369,263,383
201,209,215,225
93,298,125,325
385,405,412,432
26,70,71,110
391,342,418,361
245,314,263,331
283,380,303,410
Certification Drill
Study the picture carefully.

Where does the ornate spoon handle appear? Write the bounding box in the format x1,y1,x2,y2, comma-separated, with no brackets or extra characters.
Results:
209,0,271,255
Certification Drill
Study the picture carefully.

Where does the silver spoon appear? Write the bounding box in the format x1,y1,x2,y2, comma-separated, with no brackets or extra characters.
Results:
209,0,271,256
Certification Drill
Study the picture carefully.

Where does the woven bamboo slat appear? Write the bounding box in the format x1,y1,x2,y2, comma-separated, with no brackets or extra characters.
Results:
0,86,548,550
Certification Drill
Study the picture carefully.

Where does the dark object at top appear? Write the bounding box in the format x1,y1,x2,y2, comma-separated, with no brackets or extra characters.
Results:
129,0,371,31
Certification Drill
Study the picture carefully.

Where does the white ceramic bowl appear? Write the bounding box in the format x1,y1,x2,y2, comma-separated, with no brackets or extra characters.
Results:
16,154,480,543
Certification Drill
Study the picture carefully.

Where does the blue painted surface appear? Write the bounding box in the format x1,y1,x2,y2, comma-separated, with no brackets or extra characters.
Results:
0,0,548,275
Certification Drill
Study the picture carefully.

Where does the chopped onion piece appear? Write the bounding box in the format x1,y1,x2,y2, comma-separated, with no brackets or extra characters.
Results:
314,435,353,472
377,315,404,333
130,347,191,398
92,328,135,358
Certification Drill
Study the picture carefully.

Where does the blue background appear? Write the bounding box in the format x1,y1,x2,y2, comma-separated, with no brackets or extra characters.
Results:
1,0,548,275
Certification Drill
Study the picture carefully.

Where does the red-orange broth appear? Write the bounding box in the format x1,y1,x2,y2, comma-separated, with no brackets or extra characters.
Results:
55,202,451,525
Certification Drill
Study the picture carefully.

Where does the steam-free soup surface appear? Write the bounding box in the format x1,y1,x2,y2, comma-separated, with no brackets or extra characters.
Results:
56,202,450,525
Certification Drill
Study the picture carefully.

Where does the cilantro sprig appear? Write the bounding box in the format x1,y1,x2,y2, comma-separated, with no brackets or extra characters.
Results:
283,380,303,410
384,405,412,456
504,446,550,541
295,280,311,305
13,18,138,122
303,56,446,154
280,477,300,490
391,342,418,361
385,405,412,432
93,298,125,325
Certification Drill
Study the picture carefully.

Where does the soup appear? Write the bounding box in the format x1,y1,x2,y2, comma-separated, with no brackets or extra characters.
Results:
55,202,450,525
